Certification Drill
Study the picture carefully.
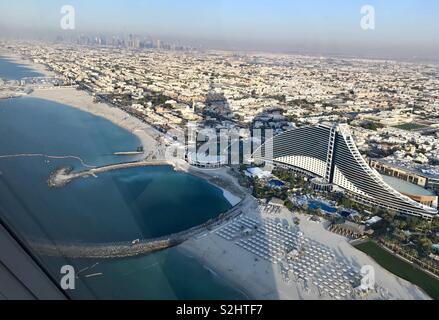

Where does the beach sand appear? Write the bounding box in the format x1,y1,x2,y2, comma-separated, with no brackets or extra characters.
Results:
222,189,242,207
0,49,55,78
181,201,431,300
6,51,430,300
28,86,246,207
30,87,160,158
0,49,161,159
26,86,428,300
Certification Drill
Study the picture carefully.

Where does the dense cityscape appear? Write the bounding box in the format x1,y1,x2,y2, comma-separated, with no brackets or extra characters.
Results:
1,1,439,304
3,40,439,165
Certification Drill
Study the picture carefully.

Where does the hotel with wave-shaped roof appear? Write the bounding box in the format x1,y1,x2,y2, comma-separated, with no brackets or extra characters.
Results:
252,123,438,219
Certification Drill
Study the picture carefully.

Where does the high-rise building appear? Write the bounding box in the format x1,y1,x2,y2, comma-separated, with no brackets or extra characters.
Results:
253,123,438,219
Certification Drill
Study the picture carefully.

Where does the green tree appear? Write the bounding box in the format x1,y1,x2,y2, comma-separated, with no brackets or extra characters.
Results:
418,237,433,255
284,200,294,211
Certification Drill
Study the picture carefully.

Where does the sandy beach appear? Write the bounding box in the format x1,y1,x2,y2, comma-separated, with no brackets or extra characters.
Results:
0,49,55,78
181,201,431,300
25,87,432,299
0,49,161,160
1,49,247,204
30,88,244,206
3,50,431,300
27,85,245,208
29,87,161,158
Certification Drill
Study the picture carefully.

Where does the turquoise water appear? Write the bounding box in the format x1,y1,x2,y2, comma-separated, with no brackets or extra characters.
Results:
0,97,231,242
45,249,246,300
0,94,245,298
0,56,44,80
309,200,337,213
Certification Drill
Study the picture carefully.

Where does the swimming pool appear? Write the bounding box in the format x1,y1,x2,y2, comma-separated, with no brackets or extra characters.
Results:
268,179,285,188
308,200,337,214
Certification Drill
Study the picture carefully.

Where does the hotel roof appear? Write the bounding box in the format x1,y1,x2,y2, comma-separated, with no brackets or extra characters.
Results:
381,175,435,197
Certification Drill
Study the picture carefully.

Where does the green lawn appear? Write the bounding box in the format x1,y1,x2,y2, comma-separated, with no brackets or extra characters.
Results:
355,241,439,300
393,123,427,131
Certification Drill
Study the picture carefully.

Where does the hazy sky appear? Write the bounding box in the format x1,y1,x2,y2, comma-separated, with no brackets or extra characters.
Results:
1,0,439,59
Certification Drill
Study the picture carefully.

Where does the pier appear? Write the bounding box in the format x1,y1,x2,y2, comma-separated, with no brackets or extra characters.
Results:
47,160,172,188
43,157,250,259
30,196,247,259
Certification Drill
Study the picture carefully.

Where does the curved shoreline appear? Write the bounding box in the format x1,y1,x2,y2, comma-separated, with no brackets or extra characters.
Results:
43,160,247,260
1,51,157,157
0,50,55,78
178,246,254,300
28,87,161,160
31,88,249,260
0,54,255,296
29,196,246,259
47,160,173,188
2,50,433,300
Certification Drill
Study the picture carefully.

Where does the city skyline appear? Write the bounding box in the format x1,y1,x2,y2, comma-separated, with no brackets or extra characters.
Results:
1,1,439,302
1,0,439,61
